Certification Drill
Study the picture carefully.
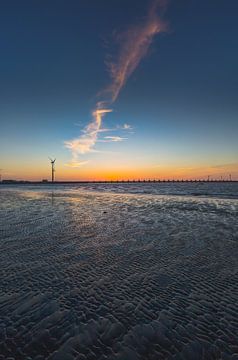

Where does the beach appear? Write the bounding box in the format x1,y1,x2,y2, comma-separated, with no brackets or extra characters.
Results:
0,183,238,359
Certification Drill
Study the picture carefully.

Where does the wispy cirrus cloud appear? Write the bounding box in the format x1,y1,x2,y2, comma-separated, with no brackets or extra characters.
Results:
99,136,127,143
65,0,168,167
122,123,133,130
65,108,112,166
65,161,89,168
97,123,133,133
104,1,168,102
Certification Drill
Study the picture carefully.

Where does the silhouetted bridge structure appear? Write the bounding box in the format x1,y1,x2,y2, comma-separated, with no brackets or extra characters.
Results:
1,179,237,185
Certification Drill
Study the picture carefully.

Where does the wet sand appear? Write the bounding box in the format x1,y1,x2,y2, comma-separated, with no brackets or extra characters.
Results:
0,186,238,359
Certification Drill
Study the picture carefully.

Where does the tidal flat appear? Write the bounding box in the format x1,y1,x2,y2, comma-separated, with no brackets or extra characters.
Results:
0,183,238,359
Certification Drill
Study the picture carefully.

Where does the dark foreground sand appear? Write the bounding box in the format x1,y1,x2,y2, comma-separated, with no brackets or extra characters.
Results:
0,186,238,359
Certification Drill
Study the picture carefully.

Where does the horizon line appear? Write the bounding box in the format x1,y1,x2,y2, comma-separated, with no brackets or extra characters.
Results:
1,179,238,184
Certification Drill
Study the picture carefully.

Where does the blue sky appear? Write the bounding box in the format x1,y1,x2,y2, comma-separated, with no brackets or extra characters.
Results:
0,0,237,180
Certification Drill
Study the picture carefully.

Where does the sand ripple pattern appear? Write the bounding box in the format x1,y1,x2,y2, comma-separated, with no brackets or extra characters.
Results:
0,186,238,359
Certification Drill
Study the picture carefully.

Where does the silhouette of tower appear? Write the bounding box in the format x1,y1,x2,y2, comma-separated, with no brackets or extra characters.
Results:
49,158,56,183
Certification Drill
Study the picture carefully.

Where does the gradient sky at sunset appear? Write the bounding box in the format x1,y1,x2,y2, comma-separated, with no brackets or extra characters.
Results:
0,0,237,181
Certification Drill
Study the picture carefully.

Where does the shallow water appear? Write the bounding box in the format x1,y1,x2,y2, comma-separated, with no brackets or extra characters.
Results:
0,184,238,359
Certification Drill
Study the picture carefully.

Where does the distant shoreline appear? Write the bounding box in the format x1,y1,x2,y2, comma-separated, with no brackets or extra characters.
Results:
1,180,237,185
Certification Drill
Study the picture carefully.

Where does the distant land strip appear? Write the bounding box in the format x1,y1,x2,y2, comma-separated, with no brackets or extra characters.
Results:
0,180,237,185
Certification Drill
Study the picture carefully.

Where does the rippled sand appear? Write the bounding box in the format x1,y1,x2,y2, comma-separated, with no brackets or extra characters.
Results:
0,186,238,359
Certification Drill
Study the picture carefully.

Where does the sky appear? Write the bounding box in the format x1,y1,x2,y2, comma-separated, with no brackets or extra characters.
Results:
0,0,237,181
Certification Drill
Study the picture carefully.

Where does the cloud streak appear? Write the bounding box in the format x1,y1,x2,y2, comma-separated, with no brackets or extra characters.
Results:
65,161,89,168
65,0,168,166
99,136,127,143
64,108,112,166
105,1,168,102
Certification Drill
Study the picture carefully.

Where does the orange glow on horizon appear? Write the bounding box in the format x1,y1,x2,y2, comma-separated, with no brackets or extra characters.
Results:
2,162,238,182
